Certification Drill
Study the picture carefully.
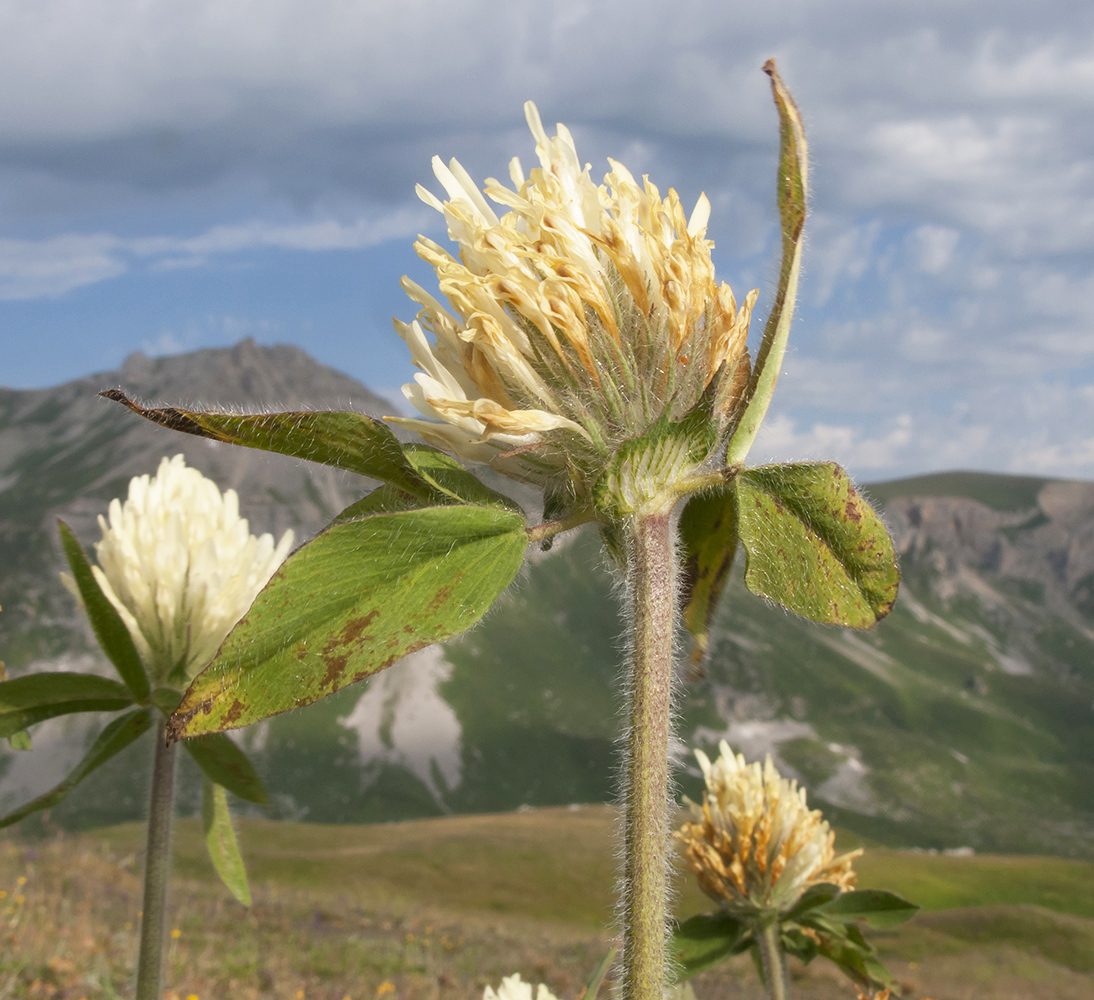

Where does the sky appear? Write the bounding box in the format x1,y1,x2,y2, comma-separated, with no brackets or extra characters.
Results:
2,0,1093,482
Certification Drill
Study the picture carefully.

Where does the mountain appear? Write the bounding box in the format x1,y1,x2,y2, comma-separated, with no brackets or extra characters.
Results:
2,343,1093,859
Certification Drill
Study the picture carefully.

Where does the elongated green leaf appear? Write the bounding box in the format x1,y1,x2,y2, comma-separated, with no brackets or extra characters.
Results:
735,463,900,628
671,912,751,981
815,924,897,991
59,521,149,699
203,778,252,905
169,504,528,739
99,392,433,498
404,445,523,512
583,947,617,1000
726,61,809,466
0,672,135,737
814,888,919,929
149,687,183,715
784,882,844,923
185,733,268,804
780,925,819,963
679,485,739,664
0,709,153,828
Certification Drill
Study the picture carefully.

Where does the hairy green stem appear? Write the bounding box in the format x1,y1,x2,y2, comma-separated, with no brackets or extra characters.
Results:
622,511,677,1000
756,920,790,1000
135,720,178,1000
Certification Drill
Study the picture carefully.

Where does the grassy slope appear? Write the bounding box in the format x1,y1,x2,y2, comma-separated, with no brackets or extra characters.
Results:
3,807,1093,999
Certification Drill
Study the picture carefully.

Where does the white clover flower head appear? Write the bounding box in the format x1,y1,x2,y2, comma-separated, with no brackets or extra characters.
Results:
676,740,861,917
388,101,757,499
81,455,294,684
483,973,560,1000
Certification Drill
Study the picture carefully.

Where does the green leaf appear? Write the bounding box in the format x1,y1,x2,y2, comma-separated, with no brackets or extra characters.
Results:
404,445,523,513
149,687,183,715
815,926,898,992
169,504,528,739
582,947,617,1000
726,61,809,466
780,925,819,963
332,485,424,523
815,888,919,929
679,486,739,664
99,393,434,499
202,779,252,906
59,521,150,699
0,672,135,738
0,709,153,829
735,463,900,628
6,730,31,751
784,882,844,923
671,912,752,982
184,733,268,805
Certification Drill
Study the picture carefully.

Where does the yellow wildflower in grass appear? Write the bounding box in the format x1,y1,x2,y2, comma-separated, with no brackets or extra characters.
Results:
388,101,757,498
66,454,293,684
170,928,182,939
677,740,861,917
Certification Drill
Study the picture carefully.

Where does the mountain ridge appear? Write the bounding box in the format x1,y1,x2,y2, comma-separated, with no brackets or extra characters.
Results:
2,341,1092,859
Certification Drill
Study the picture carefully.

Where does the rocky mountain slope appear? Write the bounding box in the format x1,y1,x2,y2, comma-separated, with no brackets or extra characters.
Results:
2,344,1092,858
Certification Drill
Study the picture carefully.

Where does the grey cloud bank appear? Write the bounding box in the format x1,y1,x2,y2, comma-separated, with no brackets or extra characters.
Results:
2,0,1093,481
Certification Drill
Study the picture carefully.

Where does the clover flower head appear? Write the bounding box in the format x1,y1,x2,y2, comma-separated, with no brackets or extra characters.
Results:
483,974,559,1000
388,101,757,496
676,740,861,916
78,455,294,683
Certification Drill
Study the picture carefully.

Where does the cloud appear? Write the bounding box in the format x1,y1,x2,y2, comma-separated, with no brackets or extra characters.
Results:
2,0,1094,478
0,208,431,299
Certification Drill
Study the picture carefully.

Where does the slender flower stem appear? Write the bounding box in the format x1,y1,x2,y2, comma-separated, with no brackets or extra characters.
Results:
622,510,677,1000
756,919,790,1000
135,719,178,1000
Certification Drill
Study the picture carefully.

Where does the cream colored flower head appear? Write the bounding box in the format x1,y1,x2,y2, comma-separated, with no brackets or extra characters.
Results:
388,101,758,492
676,740,861,917
483,974,559,1000
76,455,294,685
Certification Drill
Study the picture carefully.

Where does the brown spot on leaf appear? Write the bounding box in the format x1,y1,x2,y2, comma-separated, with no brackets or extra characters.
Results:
223,699,246,726
844,500,862,523
425,581,456,616
338,611,379,646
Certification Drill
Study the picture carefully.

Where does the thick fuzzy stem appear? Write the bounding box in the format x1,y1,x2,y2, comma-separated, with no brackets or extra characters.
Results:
135,721,178,1000
757,919,790,1000
622,511,677,1000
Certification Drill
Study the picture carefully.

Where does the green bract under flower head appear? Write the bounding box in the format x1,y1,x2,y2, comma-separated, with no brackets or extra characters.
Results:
388,102,757,505
677,740,861,918
75,455,294,684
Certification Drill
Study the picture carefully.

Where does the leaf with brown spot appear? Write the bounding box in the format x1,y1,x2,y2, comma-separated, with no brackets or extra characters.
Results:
735,462,900,628
168,503,527,739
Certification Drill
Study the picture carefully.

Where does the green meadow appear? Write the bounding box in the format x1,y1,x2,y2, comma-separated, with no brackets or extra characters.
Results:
3,806,1093,999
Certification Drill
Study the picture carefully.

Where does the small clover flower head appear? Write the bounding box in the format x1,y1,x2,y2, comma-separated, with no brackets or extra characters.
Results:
389,102,757,512
482,974,559,1000
74,455,293,684
676,740,861,917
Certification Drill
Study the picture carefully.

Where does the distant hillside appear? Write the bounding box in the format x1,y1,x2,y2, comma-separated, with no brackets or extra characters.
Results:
3,343,1093,859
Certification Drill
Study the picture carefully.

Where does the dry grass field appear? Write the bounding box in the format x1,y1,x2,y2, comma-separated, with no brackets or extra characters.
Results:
2,806,1093,1000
